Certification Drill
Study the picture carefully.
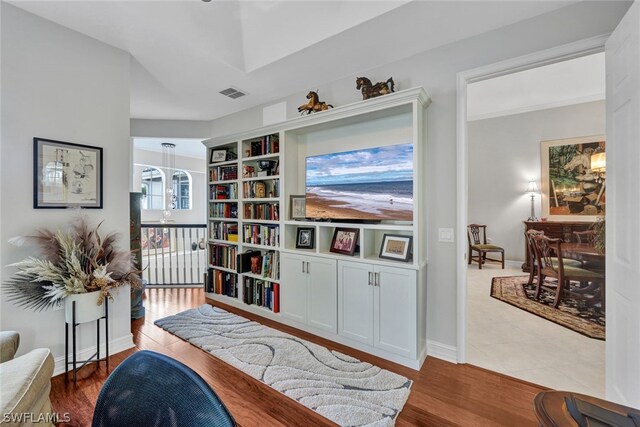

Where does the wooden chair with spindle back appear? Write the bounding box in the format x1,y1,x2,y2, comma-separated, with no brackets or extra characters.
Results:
467,224,504,269
525,230,584,286
531,234,604,308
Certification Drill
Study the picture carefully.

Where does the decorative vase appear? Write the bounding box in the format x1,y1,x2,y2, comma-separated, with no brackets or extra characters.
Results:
64,290,104,324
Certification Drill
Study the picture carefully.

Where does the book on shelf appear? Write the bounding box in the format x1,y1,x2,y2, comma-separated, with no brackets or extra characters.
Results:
243,203,279,221
209,203,238,219
243,224,279,247
209,222,239,241
208,268,238,297
209,243,237,270
248,134,279,157
237,250,262,274
242,277,279,313
210,165,238,182
210,183,237,200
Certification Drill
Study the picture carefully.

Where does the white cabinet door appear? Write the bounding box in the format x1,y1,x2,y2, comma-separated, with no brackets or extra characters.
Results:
280,253,308,323
307,258,338,333
338,260,374,345
374,265,417,358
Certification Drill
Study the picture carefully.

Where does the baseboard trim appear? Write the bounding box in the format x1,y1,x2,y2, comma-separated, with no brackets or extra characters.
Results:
426,340,457,364
52,334,135,376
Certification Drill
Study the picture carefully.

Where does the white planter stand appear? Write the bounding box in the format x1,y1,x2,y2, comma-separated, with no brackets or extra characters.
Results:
64,290,109,382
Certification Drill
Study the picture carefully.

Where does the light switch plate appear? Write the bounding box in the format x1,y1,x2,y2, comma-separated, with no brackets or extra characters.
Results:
439,228,454,243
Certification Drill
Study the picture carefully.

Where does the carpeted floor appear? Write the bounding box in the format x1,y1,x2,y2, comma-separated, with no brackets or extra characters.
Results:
155,304,412,427
490,276,605,340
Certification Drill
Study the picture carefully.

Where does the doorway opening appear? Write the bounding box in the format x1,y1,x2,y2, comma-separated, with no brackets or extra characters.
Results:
458,44,607,397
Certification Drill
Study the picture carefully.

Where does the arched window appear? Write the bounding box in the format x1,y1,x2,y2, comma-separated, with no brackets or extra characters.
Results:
172,170,191,210
141,167,164,210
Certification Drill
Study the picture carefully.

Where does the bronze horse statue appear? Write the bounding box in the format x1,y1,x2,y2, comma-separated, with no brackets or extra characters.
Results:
298,91,333,115
356,77,395,100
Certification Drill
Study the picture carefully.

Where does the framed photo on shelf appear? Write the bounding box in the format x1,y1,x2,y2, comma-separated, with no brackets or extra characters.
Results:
330,227,359,256
379,234,412,262
290,195,306,220
33,137,103,209
296,227,315,249
210,149,227,163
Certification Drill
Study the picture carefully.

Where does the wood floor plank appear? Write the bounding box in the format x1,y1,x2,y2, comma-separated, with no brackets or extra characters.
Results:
49,288,546,426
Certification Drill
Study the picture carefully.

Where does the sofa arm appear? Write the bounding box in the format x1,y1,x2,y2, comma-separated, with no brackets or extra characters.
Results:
0,331,20,363
0,348,55,427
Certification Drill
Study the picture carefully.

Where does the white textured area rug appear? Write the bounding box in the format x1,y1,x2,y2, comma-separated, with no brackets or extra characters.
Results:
154,304,412,427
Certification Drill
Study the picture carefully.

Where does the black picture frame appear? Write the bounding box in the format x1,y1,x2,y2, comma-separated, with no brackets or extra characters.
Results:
330,227,359,256
210,149,227,164
296,227,315,249
33,137,103,209
379,234,413,262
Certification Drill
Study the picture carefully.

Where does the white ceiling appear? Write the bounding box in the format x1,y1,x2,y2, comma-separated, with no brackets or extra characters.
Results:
134,138,206,158
467,52,605,121
10,0,580,121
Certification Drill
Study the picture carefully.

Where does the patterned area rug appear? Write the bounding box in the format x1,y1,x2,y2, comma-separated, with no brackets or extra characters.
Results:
490,276,605,340
155,304,412,426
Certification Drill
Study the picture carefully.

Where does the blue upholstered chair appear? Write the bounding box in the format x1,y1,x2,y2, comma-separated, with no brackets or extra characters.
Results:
92,350,235,427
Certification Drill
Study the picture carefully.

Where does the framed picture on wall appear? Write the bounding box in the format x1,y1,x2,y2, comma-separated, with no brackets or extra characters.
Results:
210,149,227,164
379,234,412,262
540,135,605,221
33,137,103,209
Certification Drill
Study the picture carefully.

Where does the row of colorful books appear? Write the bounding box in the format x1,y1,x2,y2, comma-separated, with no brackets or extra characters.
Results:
237,250,280,280
209,165,238,182
209,243,237,270
209,222,239,242
242,277,279,313
246,134,279,158
243,203,279,221
210,183,238,200
209,203,238,219
206,267,238,297
243,224,279,247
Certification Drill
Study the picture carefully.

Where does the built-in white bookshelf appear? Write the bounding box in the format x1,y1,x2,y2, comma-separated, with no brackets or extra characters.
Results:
202,87,431,369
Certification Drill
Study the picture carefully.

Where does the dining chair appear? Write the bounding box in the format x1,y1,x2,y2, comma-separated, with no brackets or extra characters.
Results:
531,235,605,308
524,230,584,286
467,224,504,269
573,230,596,244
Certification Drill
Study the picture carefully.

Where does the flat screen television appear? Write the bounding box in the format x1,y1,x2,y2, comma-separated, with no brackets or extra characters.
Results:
305,143,413,221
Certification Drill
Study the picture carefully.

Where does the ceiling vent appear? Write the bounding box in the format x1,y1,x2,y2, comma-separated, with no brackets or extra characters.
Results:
219,87,247,99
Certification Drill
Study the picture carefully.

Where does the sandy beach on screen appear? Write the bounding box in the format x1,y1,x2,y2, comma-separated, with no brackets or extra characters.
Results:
306,194,413,221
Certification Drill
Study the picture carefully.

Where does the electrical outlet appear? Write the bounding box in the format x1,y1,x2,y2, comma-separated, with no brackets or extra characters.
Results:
439,228,454,243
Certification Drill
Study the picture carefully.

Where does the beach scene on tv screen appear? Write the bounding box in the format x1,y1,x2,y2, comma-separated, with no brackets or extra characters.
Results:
305,143,413,221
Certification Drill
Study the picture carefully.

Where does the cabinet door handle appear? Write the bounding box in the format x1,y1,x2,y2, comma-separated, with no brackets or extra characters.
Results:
368,272,373,286
302,261,305,273
375,272,380,287
306,262,310,273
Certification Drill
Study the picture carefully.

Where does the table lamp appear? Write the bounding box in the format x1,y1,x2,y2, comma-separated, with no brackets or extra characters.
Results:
527,180,538,221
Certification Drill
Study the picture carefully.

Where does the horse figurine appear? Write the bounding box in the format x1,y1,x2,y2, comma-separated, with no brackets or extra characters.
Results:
298,91,333,115
356,77,395,100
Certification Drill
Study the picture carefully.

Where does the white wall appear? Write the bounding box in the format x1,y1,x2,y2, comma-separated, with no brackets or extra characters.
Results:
132,148,206,224
0,4,133,372
206,1,629,349
131,119,210,139
468,100,606,262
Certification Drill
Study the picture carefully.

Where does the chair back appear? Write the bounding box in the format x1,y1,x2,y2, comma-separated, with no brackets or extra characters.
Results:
468,224,487,246
524,230,544,268
574,230,596,244
92,350,236,427
532,234,565,279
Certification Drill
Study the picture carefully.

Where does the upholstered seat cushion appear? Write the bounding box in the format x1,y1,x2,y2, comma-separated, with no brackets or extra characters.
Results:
563,265,605,280
0,348,54,424
471,244,503,251
551,257,583,268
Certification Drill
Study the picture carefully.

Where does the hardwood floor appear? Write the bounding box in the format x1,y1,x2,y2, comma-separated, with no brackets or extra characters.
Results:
50,288,547,426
